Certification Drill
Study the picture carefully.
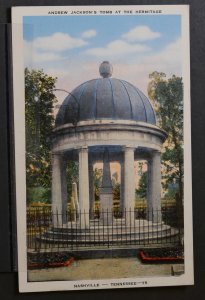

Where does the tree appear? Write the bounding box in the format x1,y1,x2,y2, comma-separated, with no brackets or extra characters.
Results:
136,172,147,199
148,71,183,208
25,68,57,198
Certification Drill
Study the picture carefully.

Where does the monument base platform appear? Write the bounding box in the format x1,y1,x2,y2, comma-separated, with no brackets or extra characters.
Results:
36,219,180,251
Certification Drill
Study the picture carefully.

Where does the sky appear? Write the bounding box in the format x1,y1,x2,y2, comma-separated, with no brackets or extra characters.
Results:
23,15,182,103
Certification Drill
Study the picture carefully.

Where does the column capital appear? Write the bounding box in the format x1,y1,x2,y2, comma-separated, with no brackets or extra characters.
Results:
78,146,88,153
152,149,161,155
122,145,136,152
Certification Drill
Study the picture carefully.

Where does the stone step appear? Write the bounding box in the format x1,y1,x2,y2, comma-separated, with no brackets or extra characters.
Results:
41,227,177,242
38,228,179,245
51,221,168,233
44,226,171,237
50,227,170,235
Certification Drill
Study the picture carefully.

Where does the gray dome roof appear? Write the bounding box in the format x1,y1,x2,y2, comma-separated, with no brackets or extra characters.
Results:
55,63,156,127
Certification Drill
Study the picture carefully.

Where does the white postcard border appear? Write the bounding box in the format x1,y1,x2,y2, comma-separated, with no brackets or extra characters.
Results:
12,5,194,293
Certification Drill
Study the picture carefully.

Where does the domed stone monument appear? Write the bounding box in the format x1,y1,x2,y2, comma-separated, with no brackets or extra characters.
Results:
45,62,177,247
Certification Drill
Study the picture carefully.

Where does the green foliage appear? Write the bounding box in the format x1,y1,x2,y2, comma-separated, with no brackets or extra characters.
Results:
25,68,57,201
149,73,183,143
147,71,166,111
27,187,51,204
148,71,183,205
136,172,147,198
164,183,179,200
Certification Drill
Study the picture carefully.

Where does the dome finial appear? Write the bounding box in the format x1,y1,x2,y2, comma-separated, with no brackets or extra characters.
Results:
99,61,113,78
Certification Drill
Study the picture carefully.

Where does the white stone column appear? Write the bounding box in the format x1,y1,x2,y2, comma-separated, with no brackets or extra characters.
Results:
89,160,95,219
124,146,135,225
120,159,125,216
147,158,152,220
147,151,162,223
52,153,67,227
79,146,90,228
61,158,68,224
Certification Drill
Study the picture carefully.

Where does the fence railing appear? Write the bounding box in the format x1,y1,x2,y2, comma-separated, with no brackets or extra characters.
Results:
27,206,183,251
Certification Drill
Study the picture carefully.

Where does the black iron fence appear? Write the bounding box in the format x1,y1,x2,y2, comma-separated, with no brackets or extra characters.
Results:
27,206,183,251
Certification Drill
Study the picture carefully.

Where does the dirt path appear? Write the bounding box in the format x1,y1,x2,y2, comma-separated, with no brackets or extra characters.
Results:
28,257,180,282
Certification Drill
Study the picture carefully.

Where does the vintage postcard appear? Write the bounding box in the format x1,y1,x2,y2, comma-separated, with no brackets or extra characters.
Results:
12,5,193,292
